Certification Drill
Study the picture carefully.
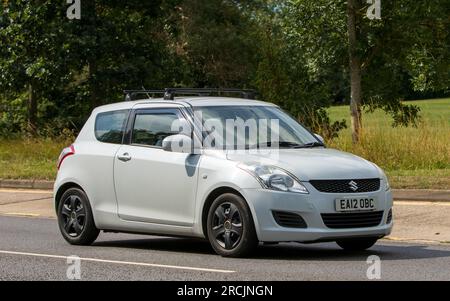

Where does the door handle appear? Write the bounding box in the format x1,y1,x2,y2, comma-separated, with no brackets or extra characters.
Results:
117,153,131,162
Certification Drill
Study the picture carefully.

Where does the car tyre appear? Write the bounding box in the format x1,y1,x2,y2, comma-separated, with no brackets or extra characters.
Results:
207,193,258,257
57,188,100,245
336,238,378,251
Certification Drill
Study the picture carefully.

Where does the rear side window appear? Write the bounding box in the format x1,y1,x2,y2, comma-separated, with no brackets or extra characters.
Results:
95,110,129,144
132,112,181,147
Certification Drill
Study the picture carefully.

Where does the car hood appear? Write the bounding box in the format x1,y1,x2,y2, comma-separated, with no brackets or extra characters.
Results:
225,148,380,181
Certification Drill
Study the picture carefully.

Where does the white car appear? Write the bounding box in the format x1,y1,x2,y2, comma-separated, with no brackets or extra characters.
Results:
55,88,393,257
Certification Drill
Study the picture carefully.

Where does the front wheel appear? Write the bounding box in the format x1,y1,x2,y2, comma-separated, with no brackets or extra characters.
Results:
336,238,378,251
57,188,100,245
206,193,258,257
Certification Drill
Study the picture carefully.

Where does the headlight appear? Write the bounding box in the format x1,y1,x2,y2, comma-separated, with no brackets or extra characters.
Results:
378,169,390,191
239,164,309,194
383,176,390,191
371,162,390,191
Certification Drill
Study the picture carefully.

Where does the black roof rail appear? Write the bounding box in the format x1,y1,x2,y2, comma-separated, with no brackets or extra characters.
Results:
124,88,258,101
163,88,257,100
123,90,165,102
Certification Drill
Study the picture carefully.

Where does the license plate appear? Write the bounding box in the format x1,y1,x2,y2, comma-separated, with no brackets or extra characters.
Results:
335,197,376,212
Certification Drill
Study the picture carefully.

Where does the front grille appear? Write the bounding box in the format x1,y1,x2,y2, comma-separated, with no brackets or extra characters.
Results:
310,178,380,193
386,209,393,224
321,211,384,229
273,211,307,228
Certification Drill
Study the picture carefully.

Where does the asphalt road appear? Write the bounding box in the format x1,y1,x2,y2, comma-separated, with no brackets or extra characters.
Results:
0,215,449,281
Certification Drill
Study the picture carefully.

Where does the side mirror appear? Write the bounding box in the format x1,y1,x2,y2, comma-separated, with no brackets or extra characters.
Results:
314,133,325,144
162,134,193,153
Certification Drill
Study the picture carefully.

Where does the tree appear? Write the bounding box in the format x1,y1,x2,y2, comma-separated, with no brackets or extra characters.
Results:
1,0,448,139
0,1,180,134
166,0,259,88
0,1,70,135
280,0,450,143
68,1,175,109
252,1,348,138
347,0,362,143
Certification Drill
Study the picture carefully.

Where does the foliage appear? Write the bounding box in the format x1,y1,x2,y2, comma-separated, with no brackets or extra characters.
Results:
253,1,348,138
167,0,259,87
280,0,450,131
0,1,72,133
0,0,448,139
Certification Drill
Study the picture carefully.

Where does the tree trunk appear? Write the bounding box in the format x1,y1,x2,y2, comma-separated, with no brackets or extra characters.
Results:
27,82,37,136
347,0,362,144
86,0,101,109
88,59,101,109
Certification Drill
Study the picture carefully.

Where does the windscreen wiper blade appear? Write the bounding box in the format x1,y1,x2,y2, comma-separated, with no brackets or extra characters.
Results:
247,141,305,149
299,141,325,148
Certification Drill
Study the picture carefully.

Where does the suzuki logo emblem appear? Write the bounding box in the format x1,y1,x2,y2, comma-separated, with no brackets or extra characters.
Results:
349,180,358,191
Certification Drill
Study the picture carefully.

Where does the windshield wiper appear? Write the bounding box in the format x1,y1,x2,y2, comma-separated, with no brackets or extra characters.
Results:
299,141,325,148
247,141,305,149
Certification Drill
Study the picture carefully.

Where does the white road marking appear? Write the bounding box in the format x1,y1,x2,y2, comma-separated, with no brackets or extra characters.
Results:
0,213,41,217
394,201,450,206
0,250,235,274
0,189,52,194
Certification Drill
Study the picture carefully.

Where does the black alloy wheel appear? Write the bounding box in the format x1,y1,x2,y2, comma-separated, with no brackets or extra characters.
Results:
212,202,243,249
207,193,258,257
61,195,85,237
57,188,99,245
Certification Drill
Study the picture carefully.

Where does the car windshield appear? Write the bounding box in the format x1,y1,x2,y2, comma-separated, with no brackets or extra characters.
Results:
194,105,321,149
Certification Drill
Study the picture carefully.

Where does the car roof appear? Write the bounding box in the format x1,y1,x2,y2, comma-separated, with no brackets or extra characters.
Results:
92,96,278,114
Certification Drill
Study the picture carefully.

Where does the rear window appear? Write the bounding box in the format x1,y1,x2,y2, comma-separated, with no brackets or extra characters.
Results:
95,110,129,144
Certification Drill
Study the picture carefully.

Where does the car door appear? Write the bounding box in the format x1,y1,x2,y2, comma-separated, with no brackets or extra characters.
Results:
113,107,200,226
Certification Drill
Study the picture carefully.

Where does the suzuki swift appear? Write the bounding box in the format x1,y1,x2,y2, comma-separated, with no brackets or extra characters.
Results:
55,88,393,257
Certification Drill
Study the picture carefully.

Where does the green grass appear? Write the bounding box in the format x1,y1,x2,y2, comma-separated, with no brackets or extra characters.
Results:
0,98,449,189
327,98,450,189
0,138,69,180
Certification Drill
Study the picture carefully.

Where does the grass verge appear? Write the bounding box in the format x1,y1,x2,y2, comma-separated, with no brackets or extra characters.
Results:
0,138,69,180
327,98,450,189
0,98,449,189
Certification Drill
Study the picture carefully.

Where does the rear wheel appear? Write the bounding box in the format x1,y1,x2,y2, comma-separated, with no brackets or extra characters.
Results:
57,188,99,245
206,193,258,257
336,238,378,251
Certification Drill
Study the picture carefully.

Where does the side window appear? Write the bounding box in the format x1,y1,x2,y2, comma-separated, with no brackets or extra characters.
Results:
95,110,129,144
131,112,182,147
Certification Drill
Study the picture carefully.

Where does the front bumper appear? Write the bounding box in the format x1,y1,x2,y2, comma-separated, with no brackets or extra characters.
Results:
241,182,393,243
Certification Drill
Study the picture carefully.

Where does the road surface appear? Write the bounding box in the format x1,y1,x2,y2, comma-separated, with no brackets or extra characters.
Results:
0,215,449,281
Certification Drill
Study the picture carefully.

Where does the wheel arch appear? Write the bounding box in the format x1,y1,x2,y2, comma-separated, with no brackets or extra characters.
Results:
201,186,255,239
54,182,84,212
